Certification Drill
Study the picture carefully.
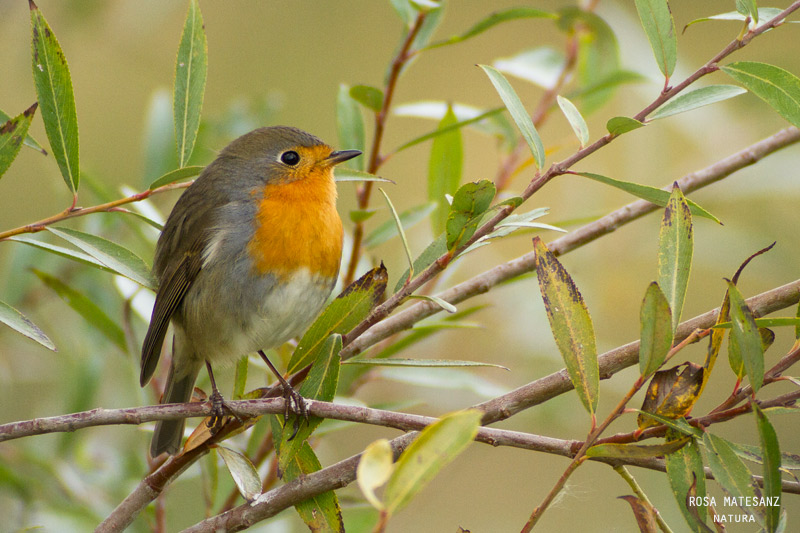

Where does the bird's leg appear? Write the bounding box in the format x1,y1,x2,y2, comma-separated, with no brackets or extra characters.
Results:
205,360,242,429
258,349,308,440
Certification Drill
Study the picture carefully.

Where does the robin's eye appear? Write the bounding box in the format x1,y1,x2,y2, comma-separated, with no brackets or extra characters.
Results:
280,150,300,166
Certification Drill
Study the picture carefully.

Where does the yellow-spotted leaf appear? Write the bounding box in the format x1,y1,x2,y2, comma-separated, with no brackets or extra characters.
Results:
637,363,703,430
533,237,598,415
0,103,38,179
384,409,482,515
657,184,693,332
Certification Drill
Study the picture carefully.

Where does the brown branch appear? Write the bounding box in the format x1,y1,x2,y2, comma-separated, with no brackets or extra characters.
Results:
342,126,800,360
343,12,428,286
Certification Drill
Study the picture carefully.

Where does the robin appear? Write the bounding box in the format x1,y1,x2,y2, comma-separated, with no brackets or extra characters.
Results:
140,126,360,457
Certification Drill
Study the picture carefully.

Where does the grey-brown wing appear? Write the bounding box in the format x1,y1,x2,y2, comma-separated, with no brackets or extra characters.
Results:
139,242,204,387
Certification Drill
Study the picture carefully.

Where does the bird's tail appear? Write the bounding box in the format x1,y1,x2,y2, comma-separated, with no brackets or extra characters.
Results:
150,358,201,457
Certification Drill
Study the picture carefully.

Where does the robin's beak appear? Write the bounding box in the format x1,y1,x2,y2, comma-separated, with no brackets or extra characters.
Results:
326,150,362,166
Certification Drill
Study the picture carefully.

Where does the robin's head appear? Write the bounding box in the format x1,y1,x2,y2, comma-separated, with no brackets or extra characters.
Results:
219,126,360,187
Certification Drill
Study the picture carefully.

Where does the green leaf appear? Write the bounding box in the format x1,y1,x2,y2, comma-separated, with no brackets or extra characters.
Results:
572,172,720,223
721,61,800,129
333,168,393,183
46,227,155,289
428,105,463,234
9,235,114,274
702,433,762,524
606,116,645,135
0,104,38,179
336,84,366,171
148,165,204,189
0,107,46,155
665,434,708,532
684,8,786,30
174,0,208,167
479,64,545,168
727,441,800,471
283,442,344,532
365,202,436,248
556,95,589,147
384,409,482,515
217,446,261,502
288,264,387,373
736,0,759,24
657,185,693,332
633,410,704,438
425,7,556,50
29,0,79,193
445,180,496,251
32,269,126,352
634,0,677,79
639,282,673,377
350,85,384,112
587,438,689,459
277,334,342,475
533,237,599,415
357,438,394,510
726,281,764,392
493,46,567,90
650,85,747,120
559,8,621,113
394,105,507,153
349,208,378,224
343,358,508,370
379,188,415,281
754,404,782,532
0,299,55,351
394,232,446,293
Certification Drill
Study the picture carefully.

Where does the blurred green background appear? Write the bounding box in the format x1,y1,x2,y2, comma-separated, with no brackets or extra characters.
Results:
1,1,799,531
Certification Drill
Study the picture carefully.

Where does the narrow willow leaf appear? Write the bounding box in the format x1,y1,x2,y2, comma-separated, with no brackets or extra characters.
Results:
333,168,393,183
718,317,800,329
639,282,673,377
217,446,261,502
232,355,248,400
174,0,208,167
721,62,800,129
493,46,567,90
618,495,659,533
425,7,556,50
277,334,341,474
394,233,446,293
754,404,782,532
148,165,203,189
634,0,677,78
350,85,384,112
283,442,344,532
32,269,126,352
665,434,707,532
479,64,545,168
637,363,704,430
685,9,786,31
0,299,55,351
289,264,387,373
446,180,496,251
30,0,79,192
634,410,704,438
357,439,394,510
349,208,378,224
726,281,764,392
556,95,589,147
650,85,747,120
46,227,155,289
344,358,508,370
428,105,463,234
657,185,693,332
702,433,762,523
384,410,482,515
9,235,113,274
0,103,38,179
408,294,456,313
336,84,365,171
606,116,645,135
587,438,689,459
365,202,436,248
394,105,507,153
0,107,46,154
379,188,414,280
533,237,599,414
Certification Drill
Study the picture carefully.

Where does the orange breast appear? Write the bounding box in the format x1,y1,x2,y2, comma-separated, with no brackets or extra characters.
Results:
248,169,343,280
